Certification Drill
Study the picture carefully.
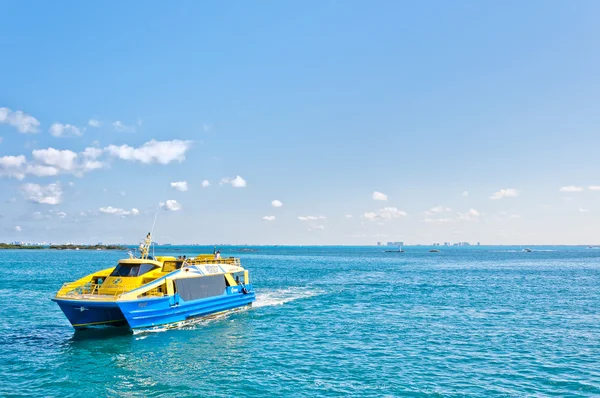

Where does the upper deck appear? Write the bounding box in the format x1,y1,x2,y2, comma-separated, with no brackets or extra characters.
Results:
54,254,245,301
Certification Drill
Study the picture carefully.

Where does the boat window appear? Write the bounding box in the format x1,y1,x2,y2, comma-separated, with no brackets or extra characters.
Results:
174,275,226,301
110,263,158,277
233,271,247,284
162,261,183,272
138,263,158,276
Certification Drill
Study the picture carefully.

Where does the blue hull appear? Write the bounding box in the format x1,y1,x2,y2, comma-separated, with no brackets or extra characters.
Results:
52,299,128,329
118,285,256,330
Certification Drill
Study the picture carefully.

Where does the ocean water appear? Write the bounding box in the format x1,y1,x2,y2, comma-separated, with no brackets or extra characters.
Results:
1,246,600,397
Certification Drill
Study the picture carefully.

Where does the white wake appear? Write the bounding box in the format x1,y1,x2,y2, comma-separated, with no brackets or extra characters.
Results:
253,287,323,308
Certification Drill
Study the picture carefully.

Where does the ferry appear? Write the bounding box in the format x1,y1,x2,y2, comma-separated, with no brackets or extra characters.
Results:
52,233,255,330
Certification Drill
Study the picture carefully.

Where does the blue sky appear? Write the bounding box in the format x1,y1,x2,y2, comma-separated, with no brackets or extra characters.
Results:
1,1,600,245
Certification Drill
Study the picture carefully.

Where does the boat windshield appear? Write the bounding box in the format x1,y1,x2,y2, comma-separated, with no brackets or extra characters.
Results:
110,263,158,277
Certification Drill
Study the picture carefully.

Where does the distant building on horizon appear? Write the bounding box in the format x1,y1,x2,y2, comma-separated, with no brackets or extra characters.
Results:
387,241,404,246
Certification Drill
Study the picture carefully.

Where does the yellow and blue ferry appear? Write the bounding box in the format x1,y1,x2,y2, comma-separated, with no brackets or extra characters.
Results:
52,233,255,330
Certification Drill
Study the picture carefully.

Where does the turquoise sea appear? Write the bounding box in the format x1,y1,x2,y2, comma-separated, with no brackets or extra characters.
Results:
1,246,600,397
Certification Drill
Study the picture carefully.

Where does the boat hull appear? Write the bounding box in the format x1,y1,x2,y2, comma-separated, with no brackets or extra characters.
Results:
52,299,128,329
118,285,256,330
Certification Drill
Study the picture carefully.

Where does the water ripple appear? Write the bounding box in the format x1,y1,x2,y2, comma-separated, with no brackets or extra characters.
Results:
1,247,600,396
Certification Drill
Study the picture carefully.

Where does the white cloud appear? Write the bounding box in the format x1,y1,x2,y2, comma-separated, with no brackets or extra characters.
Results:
14,225,22,232
589,185,600,191
271,200,283,208
0,155,27,179
0,140,191,180
231,176,246,188
32,148,78,172
0,107,40,133
344,214,353,218
220,175,247,188
105,139,192,164
0,155,26,167
160,200,182,211
363,212,378,220
262,215,276,221
201,180,210,188
99,206,140,216
88,119,101,128
579,207,590,213
112,121,136,133
19,147,105,177
378,207,408,219
312,225,325,230
489,188,519,200
559,186,583,193
298,215,326,221
425,206,452,216
462,191,469,197
81,160,105,172
81,147,103,159
363,207,407,221
456,208,481,222
56,211,67,218
372,191,388,201
170,181,189,192
49,123,83,137
20,182,62,205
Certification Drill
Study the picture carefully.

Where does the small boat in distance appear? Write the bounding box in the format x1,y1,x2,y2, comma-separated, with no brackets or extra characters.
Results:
523,248,532,252
429,249,440,253
52,232,255,331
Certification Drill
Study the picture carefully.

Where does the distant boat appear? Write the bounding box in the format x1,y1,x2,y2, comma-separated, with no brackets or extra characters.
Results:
429,249,440,253
523,248,532,252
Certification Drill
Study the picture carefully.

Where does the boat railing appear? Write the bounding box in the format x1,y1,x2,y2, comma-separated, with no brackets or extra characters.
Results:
139,285,165,298
187,257,241,266
56,282,128,298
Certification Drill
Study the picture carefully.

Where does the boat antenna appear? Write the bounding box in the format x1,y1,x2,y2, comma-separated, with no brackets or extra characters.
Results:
150,203,160,237
151,203,161,258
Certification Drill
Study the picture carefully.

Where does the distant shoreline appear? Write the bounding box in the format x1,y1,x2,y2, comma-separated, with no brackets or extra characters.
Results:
0,244,127,250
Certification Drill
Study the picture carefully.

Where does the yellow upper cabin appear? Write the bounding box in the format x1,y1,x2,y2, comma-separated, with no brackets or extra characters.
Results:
55,255,249,301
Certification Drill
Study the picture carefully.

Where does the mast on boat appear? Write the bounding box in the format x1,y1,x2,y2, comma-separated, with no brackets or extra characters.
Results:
140,232,152,259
